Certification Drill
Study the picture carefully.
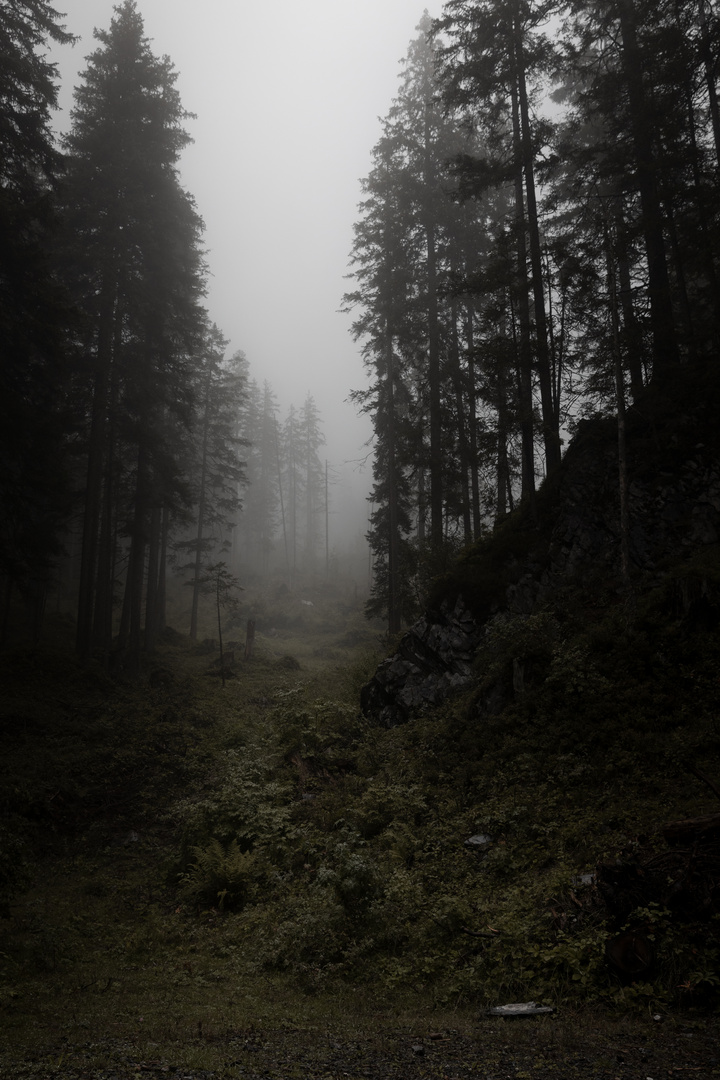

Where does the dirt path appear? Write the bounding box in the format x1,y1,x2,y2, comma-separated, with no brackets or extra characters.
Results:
3,1017,720,1079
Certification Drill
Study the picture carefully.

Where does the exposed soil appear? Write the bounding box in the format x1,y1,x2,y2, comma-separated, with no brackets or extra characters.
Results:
3,1017,720,1079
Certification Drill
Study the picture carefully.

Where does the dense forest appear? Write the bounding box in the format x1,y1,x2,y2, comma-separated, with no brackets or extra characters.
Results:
0,0,335,668
345,0,720,632
2,1,720,1074
4,0,720,650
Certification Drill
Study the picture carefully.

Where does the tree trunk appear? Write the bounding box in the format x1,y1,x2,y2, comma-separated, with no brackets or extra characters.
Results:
511,82,536,505
606,221,633,597
190,374,211,641
124,443,150,676
698,0,720,173
386,328,402,638
144,503,162,652
424,102,444,550
156,505,169,634
513,9,561,474
614,201,647,400
464,305,482,539
450,295,472,543
76,279,116,657
617,0,680,381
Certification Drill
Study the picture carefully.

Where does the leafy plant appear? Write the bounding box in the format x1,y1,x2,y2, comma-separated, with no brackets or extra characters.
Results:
178,837,262,910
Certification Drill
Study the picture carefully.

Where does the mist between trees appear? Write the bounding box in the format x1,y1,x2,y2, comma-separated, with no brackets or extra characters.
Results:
344,1,720,634
3,0,720,655
0,1,366,667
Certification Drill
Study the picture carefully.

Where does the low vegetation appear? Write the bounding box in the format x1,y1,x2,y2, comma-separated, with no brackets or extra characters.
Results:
1,563,719,1075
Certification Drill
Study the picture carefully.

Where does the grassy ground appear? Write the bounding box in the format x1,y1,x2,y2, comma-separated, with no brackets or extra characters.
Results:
1,580,720,1077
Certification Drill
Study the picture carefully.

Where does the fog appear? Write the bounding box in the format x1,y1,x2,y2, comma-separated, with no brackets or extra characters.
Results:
50,0,439,565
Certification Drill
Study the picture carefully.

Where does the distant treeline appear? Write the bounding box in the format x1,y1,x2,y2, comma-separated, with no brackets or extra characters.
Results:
0,2,328,661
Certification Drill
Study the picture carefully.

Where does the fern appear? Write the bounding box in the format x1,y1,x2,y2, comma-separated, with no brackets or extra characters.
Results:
178,838,260,910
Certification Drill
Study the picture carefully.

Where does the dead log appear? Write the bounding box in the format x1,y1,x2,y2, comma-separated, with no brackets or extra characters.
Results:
662,813,720,847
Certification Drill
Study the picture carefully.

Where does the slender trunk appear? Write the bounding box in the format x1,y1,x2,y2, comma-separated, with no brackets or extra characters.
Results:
450,295,472,543
291,456,297,589
464,306,482,539
305,425,313,570
699,0,720,172
190,374,211,640
216,578,225,688
144,504,162,653
156,505,169,634
496,316,512,522
274,415,290,582
124,443,150,676
618,0,679,380
325,459,329,580
606,222,633,596
614,201,647,400
76,279,115,657
92,303,123,661
511,84,536,504
424,102,443,550
386,328,401,637
514,10,561,474
665,198,698,363
92,454,114,664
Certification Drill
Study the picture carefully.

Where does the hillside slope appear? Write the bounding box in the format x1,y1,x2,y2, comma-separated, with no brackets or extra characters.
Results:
362,372,720,728
1,374,720,1079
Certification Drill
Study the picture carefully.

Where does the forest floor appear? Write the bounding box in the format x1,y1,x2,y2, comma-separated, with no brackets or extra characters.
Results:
1,584,719,1079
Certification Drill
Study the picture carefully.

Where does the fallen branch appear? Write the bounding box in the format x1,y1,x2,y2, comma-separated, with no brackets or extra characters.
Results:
685,762,720,803
460,925,502,938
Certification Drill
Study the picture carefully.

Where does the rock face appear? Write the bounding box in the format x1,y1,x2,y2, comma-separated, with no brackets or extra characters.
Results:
360,597,483,727
361,397,720,727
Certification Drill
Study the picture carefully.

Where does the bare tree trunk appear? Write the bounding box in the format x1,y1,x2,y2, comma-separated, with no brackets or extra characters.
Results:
513,8,561,474
511,83,536,505
156,505,170,634
190,374,211,641
123,444,150,676
144,503,162,652
450,295,472,542
606,221,633,597
698,0,720,172
617,0,680,381
386,328,402,638
464,306,482,539
614,201,647,400
76,279,116,657
424,102,443,550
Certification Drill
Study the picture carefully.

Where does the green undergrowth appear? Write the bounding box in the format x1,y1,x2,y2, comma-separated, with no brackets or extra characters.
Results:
1,569,720,1068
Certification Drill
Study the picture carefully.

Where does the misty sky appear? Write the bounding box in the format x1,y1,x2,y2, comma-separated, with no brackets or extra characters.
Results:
50,0,440,545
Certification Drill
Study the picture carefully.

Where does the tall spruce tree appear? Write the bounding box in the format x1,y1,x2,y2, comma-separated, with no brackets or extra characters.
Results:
0,1,74,635
62,0,205,665
436,0,563,488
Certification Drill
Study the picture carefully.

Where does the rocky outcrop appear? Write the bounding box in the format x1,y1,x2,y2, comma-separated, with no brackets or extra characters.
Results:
361,401,720,727
360,596,483,727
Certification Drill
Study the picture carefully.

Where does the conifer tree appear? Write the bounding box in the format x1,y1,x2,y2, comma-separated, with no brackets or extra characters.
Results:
175,323,248,640
0,1,75,633
436,0,563,486
297,395,326,572
62,0,205,663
